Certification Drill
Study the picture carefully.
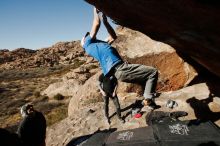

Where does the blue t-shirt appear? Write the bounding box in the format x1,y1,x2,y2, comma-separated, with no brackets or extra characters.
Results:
83,36,122,76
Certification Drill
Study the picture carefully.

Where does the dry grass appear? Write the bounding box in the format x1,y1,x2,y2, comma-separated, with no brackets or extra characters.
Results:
33,91,41,98
2,113,22,128
82,96,104,106
0,60,85,82
45,105,68,126
0,61,85,132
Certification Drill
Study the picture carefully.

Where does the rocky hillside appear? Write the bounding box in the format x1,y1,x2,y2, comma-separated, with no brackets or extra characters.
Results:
1,25,220,146
0,40,90,132
0,41,85,70
0,48,36,65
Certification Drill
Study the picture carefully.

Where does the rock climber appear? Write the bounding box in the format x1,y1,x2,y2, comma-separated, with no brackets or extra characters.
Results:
81,7,159,113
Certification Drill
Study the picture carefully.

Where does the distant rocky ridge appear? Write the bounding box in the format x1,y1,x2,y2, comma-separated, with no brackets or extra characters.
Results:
0,41,85,70
0,48,36,65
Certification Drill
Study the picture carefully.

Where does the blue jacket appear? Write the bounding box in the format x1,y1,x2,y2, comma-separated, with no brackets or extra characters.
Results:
83,36,122,76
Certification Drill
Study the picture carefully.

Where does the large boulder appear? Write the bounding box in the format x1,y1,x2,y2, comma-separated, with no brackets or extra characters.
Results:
85,0,220,77
113,27,197,92
68,72,103,116
68,27,197,115
42,65,96,98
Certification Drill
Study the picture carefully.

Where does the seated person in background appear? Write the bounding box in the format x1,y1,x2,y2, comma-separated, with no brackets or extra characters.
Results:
17,104,47,146
98,73,125,124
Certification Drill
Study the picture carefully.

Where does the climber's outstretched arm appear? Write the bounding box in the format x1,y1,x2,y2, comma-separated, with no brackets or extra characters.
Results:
90,8,101,39
102,14,117,44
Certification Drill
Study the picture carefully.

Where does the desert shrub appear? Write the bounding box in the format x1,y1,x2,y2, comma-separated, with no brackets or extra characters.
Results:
53,93,65,100
82,96,103,106
49,66,63,71
41,95,49,101
45,105,68,126
73,58,85,68
20,91,33,98
34,102,62,114
87,64,98,70
33,95,49,103
33,91,41,98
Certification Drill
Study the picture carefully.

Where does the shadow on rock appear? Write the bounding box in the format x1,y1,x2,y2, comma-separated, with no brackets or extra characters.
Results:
66,128,117,146
110,99,161,120
109,100,141,120
186,95,220,123
189,64,220,98
198,141,219,146
0,87,8,93
146,110,188,126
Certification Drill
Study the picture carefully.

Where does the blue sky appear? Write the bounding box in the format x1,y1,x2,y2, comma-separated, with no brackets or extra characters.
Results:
0,0,116,50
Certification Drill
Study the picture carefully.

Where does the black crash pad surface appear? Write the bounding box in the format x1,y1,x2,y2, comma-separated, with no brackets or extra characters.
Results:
67,120,220,146
105,120,220,146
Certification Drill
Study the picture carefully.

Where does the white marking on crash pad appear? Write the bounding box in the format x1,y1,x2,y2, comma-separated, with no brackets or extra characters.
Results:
117,131,134,141
169,124,189,135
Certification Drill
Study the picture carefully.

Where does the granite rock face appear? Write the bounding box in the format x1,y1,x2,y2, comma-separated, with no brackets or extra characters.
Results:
68,28,197,116
113,27,197,93
42,65,96,98
48,83,220,146
85,0,220,77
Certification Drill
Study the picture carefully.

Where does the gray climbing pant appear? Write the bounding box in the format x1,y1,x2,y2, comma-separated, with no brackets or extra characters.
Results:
114,62,158,99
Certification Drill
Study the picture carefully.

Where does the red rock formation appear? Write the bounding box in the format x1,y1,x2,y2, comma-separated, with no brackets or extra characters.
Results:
85,0,220,77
